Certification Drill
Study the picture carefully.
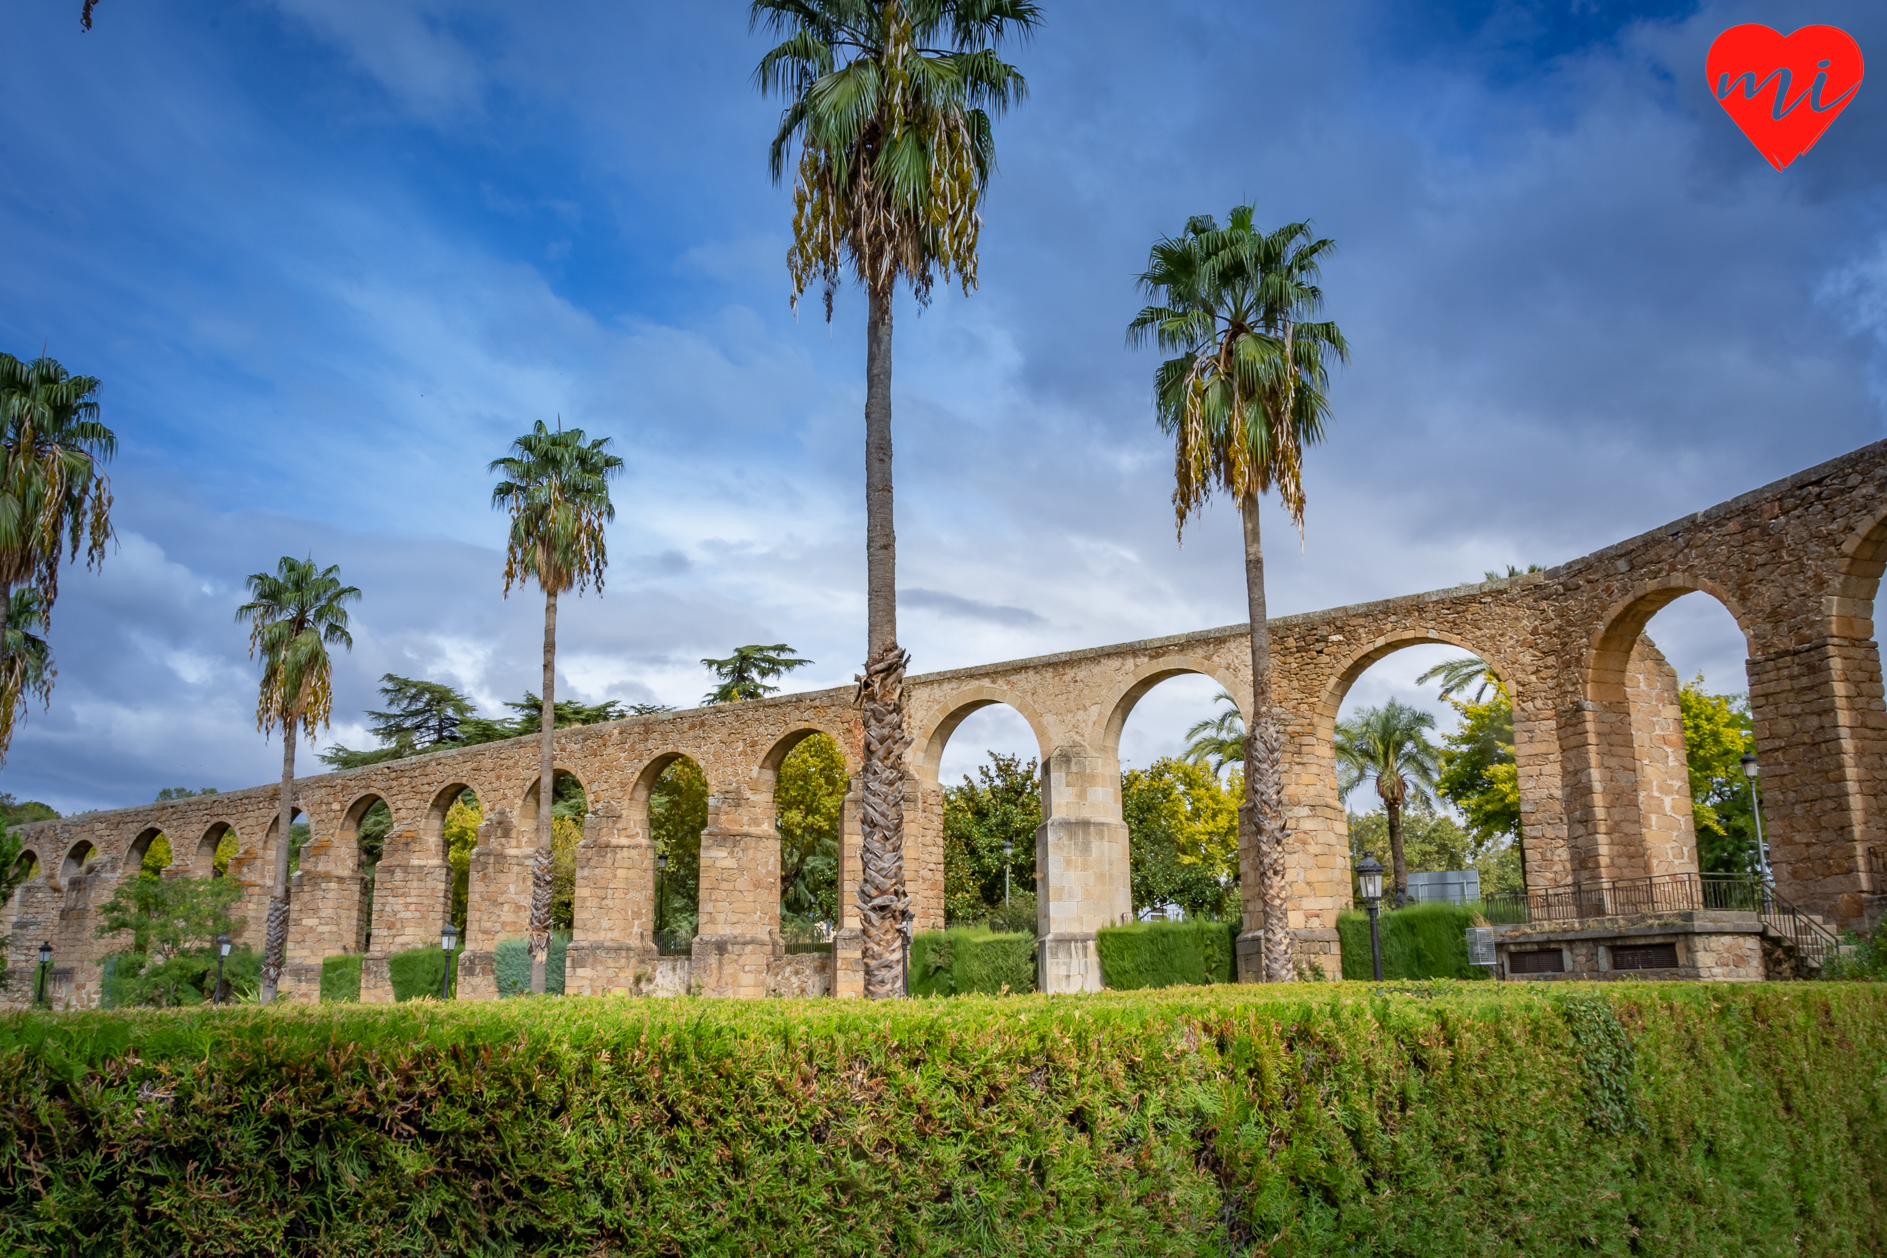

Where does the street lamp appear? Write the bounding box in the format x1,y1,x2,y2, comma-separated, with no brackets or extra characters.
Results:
35,941,51,1006
1740,753,1773,884
656,849,668,946
1003,837,1013,907
440,922,458,1000
214,934,232,1006
1356,854,1385,981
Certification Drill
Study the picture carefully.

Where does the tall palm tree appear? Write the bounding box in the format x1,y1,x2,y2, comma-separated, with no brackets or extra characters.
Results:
236,556,359,1004
1129,208,1349,981
1182,691,1245,776
491,419,623,994
1417,656,1500,705
0,354,114,761
0,588,55,753
752,0,1038,998
1334,700,1441,906
701,643,813,704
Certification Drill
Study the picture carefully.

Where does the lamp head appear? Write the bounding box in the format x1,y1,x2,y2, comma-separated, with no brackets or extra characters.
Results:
441,921,458,952
1740,753,1759,780
1355,853,1385,906
657,850,668,872
37,941,51,965
217,933,232,958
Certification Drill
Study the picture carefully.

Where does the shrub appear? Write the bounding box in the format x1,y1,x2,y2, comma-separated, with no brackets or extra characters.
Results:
320,954,362,1003
910,926,1035,996
1823,930,1887,979
1095,918,1238,989
1338,900,1490,980
495,932,571,998
387,945,461,1002
1,985,1883,1256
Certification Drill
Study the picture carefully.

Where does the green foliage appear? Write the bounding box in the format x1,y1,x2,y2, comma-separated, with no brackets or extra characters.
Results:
909,927,1035,997
0,791,58,828
1095,919,1237,990
1561,993,1644,1136
139,833,171,876
91,874,248,1007
1822,931,1887,980
494,932,570,999
320,954,362,1003
700,643,812,705
1435,680,1521,853
155,786,217,801
1122,758,1239,921
1678,675,1763,874
443,793,481,933
387,945,461,1003
5,985,1880,1256
651,758,707,950
1347,806,1524,898
320,674,476,768
1180,690,1243,773
776,733,842,930
1338,901,1490,981
984,890,1038,936
941,753,1039,925
490,420,623,600
235,555,359,738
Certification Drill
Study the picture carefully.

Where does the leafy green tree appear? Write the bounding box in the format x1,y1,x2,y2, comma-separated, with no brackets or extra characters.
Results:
92,874,251,1006
1435,688,1520,843
156,786,217,801
0,823,36,992
321,674,477,767
1181,691,1245,775
651,758,709,949
1347,804,1524,899
0,589,54,747
0,792,58,829
1129,208,1350,981
236,555,359,1004
942,753,1041,927
1335,700,1441,905
1484,564,1543,580
491,419,623,994
753,0,1037,998
702,644,812,705
1678,676,1763,874
0,354,115,762
1417,655,1501,704
1122,758,1241,921
777,734,845,935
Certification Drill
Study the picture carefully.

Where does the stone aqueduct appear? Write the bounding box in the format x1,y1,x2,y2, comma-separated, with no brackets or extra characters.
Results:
10,440,1887,1005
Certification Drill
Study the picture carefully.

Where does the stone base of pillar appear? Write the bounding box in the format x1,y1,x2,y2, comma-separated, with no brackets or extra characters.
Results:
829,927,865,998
565,940,660,997
360,953,392,1004
277,959,323,1004
1236,928,1345,981
456,949,497,1001
1235,930,1264,983
1037,931,1102,994
1861,893,1887,938
692,933,775,998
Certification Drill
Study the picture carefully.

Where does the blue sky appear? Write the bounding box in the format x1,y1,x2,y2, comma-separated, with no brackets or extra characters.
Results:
4,0,1885,812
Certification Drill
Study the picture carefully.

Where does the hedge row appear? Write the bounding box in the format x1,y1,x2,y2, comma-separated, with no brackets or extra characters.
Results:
1096,919,1238,989
494,931,571,997
1,984,1883,1256
319,954,362,1003
388,945,462,1002
1337,901,1490,980
910,927,1034,996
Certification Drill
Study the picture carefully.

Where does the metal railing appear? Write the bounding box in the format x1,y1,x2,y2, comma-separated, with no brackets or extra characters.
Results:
1481,871,1840,971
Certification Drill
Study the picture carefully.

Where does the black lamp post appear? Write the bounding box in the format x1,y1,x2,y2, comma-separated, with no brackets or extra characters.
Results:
1356,854,1385,981
1739,753,1772,882
214,934,232,1006
35,941,51,1006
900,908,914,997
1003,837,1013,907
656,849,668,946
440,921,457,1000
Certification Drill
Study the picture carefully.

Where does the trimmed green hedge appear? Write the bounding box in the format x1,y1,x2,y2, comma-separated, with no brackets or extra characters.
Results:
1096,918,1238,989
319,954,362,1003
387,945,462,1002
1,985,1884,1255
494,931,571,997
910,927,1035,996
1338,900,1490,980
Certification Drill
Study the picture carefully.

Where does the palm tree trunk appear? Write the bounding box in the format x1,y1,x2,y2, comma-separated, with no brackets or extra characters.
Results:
1387,797,1407,907
1238,493,1293,983
858,282,909,1000
529,587,557,995
259,715,296,1005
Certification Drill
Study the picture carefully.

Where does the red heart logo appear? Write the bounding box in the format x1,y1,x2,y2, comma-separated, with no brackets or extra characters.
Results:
1707,24,1864,170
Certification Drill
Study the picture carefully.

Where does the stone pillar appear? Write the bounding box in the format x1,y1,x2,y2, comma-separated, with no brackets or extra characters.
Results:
1035,745,1130,994
829,777,865,999
564,804,660,996
1747,636,1887,929
360,821,451,1004
692,787,780,999
280,824,363,1004
1561,633,1674,887
457,808,534,1001
1626,639,1699,878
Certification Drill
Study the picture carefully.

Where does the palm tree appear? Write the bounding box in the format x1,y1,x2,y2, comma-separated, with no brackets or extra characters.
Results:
702,643,813,704
1128,209,1349,981
1334,700,1441,907
491,419,623,994
236,556,360,1004
1417,656,1501,704
0,588,54,753
752,0,1038,998
1182,691,1245,776
0,354,114,761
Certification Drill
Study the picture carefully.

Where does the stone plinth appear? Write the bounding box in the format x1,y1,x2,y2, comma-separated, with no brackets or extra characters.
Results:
1493,911,1767,982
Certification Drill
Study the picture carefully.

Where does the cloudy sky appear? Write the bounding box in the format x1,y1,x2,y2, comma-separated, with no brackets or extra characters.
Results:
4,0,1884,814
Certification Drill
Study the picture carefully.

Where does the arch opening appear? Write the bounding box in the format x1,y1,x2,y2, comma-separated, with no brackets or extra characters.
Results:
764,730,846,948
425,783,482,937
924,700,1045,932
60,841,97,886
521,769,587,933
342,795,392,952
192,823,240,878
9,847,40,889
128,826,170,879
633,754,706,955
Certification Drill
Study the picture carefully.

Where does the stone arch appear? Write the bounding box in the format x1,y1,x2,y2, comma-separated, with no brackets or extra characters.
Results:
126,826,166,877
423,781,479,862
1585,580,1753,700
1316,628,1519,738
1092,655,1246,760
629,751,708,954
1828,502,1887,640
9,844,42,890
58,840,96,888
755,727,850,945
192,822,238,876
911,686,1051,789
520,766,590,842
